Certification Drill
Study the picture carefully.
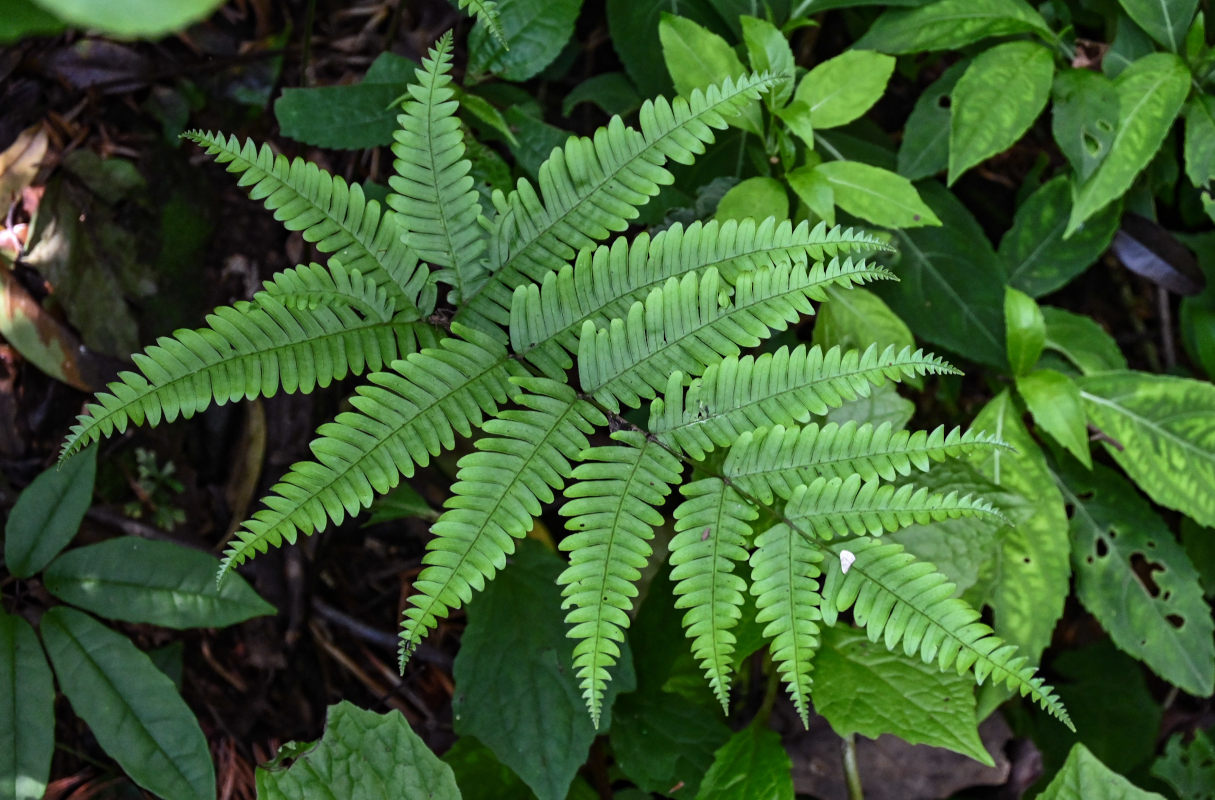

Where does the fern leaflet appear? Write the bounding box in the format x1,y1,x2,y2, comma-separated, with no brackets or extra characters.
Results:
669,477,758,711
725,422,1007,503
399,377,605,665
558,431,682,726
389,33,487,303
456,0,506,48
819,538,1073,729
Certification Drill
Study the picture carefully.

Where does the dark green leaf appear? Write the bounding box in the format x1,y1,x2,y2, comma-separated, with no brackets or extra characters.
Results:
610,690,729,799
1078,370,1215,529
1105,13,1158,78
812,286,917,366
256,702,460,799
854,0,1052,54
1017,369,1091,467
1184,94,1215,188
1068,53,1190,236
5,446,96,577
41,607,215,800
948,41,1053,184
606,0,726,97
878,182,1007,367
898,60,967,181
1002,176,1120,296
0,0,65,42
1060,465,1214,696
365,481,437,526
561,73,641,118
1116,0,1198,51
452,540,634,800
443,737,533,800
0,611,53,800
694,723,793,800
1052,69,1121,183
29,0,223,36
1181,518,1215,598
1041,306,1127,373
1151,729,1215,800
1004,286,1045,376
1040,743,1168,800
794,50,894,130
468,0,584,81
741,15,794,107
43,537,275,629
811,626,993,765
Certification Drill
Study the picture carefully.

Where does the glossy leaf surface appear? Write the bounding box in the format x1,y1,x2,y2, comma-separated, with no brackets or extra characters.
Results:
0,612,52,800
5,446,96,578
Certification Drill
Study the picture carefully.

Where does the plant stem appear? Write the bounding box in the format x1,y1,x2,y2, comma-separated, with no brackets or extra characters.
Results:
842,734,864,800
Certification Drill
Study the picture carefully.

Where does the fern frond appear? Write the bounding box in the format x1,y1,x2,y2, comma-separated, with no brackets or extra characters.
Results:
557,431,683,726
458,72,780,331
783,474,1002,540
579,260,890,413
725,422,1008,504
399,377,606,665
61,285,435,461
669,478,758,711
456,0,506,48
819,538,1073,729
649,344,959,460
218,326,521,576
259,260,393,319
389,33,487,304
750,521,824,726
184,130,433,312
512,221,891,378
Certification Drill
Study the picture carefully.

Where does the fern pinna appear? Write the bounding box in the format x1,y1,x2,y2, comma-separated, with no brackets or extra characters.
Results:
60,32,1072,731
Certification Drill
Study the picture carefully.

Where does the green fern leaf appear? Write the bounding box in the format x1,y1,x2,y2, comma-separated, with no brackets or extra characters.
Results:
218,326,521,575
557,431,682,726
669,477,758,711
512,220,891,378
399,377,606,665
61,271,435,460
819,538,1073,730
725,422,1008,503
184,130,433,312
456,0,506,48
650,344,959,460
579,259,891,412
750,521,824,726
458,72,780,332
389,32,487,304
783,474,1002,539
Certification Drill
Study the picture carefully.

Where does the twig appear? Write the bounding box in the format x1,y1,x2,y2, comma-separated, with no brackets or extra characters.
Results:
842,734,864,800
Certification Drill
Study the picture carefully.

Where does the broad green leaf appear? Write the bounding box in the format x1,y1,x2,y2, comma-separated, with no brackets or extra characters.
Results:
444,737,533,800
812,161,940,228
275,52,417,149
811,626,993,765
1018,369,1091,467
27,0,223,36
1078,371,1215,529
878,182,1007,367
968,390,1069,662
1002,176,1120,297
1052,68,1121,183
854,0,1052,54
1060,465,1215,696
5,446,95,577
561,73,641,118
452,540,634,800
1068,54,1191,236
1105,12,1158,78
40,607,215,800
0,0,64,42
786,163,835,224
1181,518,1215,598
898,60,967,181
1184,94,1215,188
467,0,583,81
365,481,437,525
605,0,726,97
1004,286,1045,376
741,15,794,107
823,381,915,430
659,13,761,136
1040,743,1168,800
948,41,1054,184
611,691,729,798
694,723,793,800
715,177,788,223
1042,307,1127,374
813,285,916,361
1116,0,1198,51
256,702,460,799
1151,730,1215,800
793,50,894,130
43,537,275,629
0,612,53,800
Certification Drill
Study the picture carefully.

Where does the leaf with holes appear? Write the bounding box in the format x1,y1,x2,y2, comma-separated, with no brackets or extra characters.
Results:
1151,729,1215,800
1061,465,1214,696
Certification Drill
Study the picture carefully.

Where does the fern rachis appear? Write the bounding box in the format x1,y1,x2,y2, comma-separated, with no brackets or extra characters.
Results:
60,29,1073,734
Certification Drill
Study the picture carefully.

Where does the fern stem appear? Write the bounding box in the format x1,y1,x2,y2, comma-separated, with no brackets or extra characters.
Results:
842,735,864,800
